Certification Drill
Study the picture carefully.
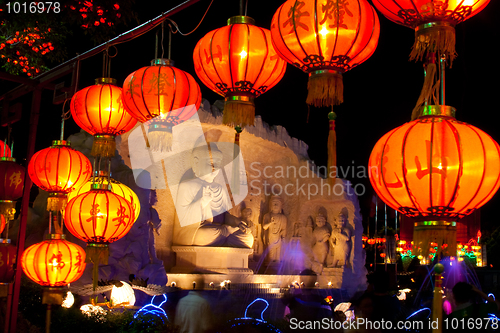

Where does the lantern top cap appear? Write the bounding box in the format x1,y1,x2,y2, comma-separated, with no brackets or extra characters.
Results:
227,16,255,26
95,77,118,85
0,157,15,162
94,170,110,177
51,140,71,147
0,238,11,244
151,58,174,66
420,105,456,118
91,183,112,191
46,233,66,240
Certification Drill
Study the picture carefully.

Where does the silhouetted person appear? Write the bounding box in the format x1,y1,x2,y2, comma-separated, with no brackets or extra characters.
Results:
175,275,213,333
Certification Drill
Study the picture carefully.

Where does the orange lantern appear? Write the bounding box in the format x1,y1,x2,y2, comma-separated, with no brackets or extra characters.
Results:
28,140,92,211
369,105,500,259
371,0,490,64
193,16,287,127
64,185,135,288
67,175,140,223
123,59,202,151
0,140,11,158
369,105,500,220
270,0,380,107
0,239,16,297
70,78,137,157
0,214,5,235
0,156,25,220
20,234,86,304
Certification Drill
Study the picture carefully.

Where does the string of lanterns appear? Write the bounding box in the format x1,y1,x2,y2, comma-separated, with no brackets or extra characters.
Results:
1,0,494,328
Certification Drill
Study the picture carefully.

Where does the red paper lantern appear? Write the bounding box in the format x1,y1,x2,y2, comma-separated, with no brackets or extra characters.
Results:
270,0,380,107
20,234,86,304
70,78,137,157
193,16,287,127
371,0,490,64
122,59,202,151
0,214,5,235
0,239,16,283
0,140,11,158
0,156,25,220
28,140,92,211
369,105,500,220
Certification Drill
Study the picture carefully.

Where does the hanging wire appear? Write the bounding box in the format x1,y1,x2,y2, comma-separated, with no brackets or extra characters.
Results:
245,0,248,16
60,98,72,141
161,21,165,59
165,0,214,36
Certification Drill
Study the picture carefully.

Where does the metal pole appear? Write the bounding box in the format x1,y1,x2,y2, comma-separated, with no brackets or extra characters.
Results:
439,56,446,105
384,204,388,271
374,196,378,269
7,89,41,333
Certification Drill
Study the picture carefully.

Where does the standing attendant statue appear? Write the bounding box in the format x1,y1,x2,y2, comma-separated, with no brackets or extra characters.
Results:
312,213,330,266
262,195,287,262
241,208,260,258
329,212,352,268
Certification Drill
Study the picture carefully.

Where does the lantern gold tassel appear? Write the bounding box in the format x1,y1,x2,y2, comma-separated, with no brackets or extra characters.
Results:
410,22,456,66
91,134,116,157
86,243,109,291
147,122,173,152
411,59,440,120
47,194,67,212
307,70,343,108
327,112,337,187
223,96,255,127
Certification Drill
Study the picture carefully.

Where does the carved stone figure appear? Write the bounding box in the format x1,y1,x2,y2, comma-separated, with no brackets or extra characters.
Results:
329,212,352,268
173,144,253,248
241,208,260,257
312,213,330,266
262,195,287,262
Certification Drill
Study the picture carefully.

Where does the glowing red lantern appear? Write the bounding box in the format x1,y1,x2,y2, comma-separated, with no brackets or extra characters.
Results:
28,140,92,211
70,78,137,157
270,0,380,107
380,253,386,258
64,186,135,287
0,214,5,235
371,0,490,64
122,59,202,151
193,16,287,127
0,156,25,220
369,105,500,220
20,234,86,304
0,239,16,283
0,140,11,158
67,175,141,223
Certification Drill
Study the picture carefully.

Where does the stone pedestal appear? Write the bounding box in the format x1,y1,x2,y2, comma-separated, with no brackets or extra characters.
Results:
171,246,254,274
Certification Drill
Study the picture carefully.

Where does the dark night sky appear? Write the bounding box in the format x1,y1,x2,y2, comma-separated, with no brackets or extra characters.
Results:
2,0,500,233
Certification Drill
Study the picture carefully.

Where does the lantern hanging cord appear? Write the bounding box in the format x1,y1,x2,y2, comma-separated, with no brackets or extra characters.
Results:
60,98,72,141
165,0,214,36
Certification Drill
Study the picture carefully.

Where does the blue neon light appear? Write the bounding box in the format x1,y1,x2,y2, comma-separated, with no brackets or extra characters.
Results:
244,298,269,321
134,294,168,321
406,308,431,320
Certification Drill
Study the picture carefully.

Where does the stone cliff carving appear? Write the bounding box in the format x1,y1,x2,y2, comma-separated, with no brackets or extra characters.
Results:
262,195,287,262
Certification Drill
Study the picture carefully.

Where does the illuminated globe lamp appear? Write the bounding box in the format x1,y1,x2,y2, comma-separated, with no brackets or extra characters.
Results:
368,105,500,263
64,184,135,289
0,154,25,221
70,78,137,157
122,59,202,152
270,0,380,107
67,171,140,223
28,140,92,213
193,16,287,127
371,0,490,64
20,234,86,305
0,238,17,297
